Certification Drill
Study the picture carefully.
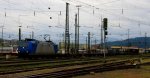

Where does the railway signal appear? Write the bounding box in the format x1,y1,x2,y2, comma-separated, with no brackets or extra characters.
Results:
103,18,108,60
103,18,108,36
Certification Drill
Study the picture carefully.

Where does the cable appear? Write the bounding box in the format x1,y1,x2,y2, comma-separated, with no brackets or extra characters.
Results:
62,0,150,27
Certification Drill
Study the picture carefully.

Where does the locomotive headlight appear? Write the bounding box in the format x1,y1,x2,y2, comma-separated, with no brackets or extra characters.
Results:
23,47,24,49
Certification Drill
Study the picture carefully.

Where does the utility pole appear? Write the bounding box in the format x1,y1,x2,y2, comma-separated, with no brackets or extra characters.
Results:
2,27,3,53
65,3,70,54
95,39,97,46
29,34,31,39
32,31,34,39
76,5,81,54
18,25,22,54
138,22,141,51
1,26,4,53
100,16,104,55
75,14,77,54
77,7,79,53
101,16,103,53
19,26,22,41
94,38,97,53
120,34,123,53
48,26,52,41
27,26,34,39
88,32,91,54
145,32,147,53
128,29,130,47
86,37,87,52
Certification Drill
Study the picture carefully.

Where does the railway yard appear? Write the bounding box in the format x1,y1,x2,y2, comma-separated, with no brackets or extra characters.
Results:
0,54,149,78
0,0,150,78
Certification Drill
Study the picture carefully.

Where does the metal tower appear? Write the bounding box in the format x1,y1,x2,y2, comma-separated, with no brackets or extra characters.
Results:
65,3,70,54
75,14,78,54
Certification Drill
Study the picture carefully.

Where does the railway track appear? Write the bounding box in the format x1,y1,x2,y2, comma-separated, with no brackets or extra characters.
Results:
0,57,102,64
0,59,71,64
0,59,116,75
0,57,110,67
27,59,141,78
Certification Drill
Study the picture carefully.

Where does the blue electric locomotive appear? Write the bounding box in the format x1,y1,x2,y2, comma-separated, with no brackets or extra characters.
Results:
18,39,58,57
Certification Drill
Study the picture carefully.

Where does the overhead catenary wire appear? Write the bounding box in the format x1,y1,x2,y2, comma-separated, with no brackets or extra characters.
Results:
62,0,150,27
0,0,149,42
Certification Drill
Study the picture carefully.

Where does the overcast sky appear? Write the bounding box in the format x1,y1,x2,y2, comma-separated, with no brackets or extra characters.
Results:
0,0,150,43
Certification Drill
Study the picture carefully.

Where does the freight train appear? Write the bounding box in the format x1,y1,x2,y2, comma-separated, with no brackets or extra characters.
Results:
18,39,58,58
18,38,145,58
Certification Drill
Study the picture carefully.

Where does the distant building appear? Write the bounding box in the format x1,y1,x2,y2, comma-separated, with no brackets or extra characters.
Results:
110,46,145,54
